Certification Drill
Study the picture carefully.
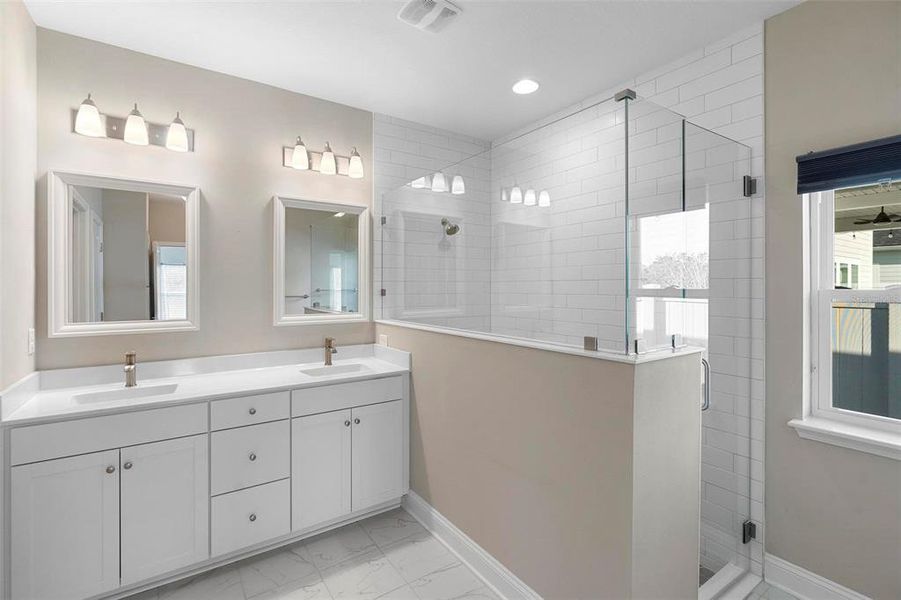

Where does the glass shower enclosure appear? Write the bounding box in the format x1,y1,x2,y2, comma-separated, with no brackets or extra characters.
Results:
375,92,761,587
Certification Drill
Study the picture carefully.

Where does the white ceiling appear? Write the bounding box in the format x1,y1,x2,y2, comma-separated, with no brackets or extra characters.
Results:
24,0,796,140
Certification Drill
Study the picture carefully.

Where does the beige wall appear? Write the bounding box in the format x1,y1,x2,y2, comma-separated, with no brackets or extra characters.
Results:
0,0,37,388
36,29,375,369
765,2,901,598
377,323,701,599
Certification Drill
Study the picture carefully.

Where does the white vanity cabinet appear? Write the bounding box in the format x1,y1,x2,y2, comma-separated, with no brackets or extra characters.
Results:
292,409,353,529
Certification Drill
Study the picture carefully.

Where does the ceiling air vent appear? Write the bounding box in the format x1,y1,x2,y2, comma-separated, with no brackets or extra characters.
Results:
397,0,461,33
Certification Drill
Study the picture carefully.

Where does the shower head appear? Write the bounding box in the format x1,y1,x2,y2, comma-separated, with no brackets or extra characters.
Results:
441,217,460,236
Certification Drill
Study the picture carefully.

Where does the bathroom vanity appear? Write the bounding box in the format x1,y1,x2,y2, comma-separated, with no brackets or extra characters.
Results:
0,344,410,600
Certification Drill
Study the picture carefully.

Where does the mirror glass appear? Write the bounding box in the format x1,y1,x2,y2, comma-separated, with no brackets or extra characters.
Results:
68,185,187,323
284,206,359,315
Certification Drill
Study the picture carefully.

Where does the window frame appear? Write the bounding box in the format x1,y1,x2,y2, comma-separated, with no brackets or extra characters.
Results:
808,190,901,435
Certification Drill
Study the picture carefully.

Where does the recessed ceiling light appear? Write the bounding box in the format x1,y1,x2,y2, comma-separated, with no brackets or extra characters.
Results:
512,79,539,95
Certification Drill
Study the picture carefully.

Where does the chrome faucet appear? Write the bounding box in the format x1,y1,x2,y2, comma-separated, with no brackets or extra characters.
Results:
324,337,337,366
124,351,137,387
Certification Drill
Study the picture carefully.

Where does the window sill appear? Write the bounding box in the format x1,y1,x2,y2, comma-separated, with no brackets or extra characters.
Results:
788,416,901,461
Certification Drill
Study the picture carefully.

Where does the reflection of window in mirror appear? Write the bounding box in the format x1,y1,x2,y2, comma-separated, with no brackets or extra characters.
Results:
67,186,187,323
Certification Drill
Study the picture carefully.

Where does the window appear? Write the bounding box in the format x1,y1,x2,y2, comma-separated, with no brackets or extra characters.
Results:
809,185,901,437
153,243,187,320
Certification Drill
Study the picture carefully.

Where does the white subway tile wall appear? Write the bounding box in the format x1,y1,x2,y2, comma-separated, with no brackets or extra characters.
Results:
374,22,765,579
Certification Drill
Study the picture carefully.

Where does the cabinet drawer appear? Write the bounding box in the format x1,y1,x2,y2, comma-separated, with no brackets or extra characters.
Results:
210,391,290,431
211,421,289,495
291,376,403,417
10,403,208,466
211,479,290,556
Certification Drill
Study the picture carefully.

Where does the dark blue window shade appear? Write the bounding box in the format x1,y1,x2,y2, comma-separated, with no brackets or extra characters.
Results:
796,134,901,194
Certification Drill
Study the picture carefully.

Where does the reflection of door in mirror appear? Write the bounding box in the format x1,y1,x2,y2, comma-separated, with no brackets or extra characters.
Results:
68,186,187,323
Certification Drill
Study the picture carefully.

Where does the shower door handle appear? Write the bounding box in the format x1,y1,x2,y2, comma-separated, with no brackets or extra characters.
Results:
701,357,710,411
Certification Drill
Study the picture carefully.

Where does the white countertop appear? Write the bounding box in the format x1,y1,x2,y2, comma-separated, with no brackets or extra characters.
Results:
2,344,410,426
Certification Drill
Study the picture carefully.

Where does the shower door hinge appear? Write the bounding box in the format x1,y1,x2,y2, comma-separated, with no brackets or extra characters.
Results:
380,289,387,297
743,175,757,197
380,216,387,225
742,520,757,544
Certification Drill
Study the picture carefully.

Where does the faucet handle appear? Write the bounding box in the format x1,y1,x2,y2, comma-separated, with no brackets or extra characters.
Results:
125,351,136,366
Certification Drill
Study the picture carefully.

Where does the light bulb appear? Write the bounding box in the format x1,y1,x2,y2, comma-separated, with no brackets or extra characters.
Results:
348,147,364,179
524,189,537,206
510,185,523,204
451,175,465,195
166,112,189,152
411,176,428,189
123,103,149,146
291,136,309,170
431,172,447,193
538,190,551,207
319,142,337,175
74,93,104,137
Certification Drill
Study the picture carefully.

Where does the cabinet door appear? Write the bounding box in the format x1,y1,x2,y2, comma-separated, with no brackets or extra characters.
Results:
292,409,352,530
121,434,209,585
352,400,404,511
11,449,120,600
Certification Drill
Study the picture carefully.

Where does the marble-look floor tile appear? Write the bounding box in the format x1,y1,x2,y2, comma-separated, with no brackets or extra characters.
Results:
451,587,501,600
239,545,321,598
249,574,333,600
156,566,245,600
408,563,484,600
303,524,379,570
321,549,407,600
382,531,459,584
375,584,419,599
361,509,426,548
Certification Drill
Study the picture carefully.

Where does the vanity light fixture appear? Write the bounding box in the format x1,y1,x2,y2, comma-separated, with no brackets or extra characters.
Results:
166,112,189,152
510,185,523,204
123,104,149,146
319,142,337,175
291,137,310,170
411,176,429,189
538,190,551,207
431,172,448,193
524,188,537,206
348,147,364,179
74,93,104,137
451,175,465,195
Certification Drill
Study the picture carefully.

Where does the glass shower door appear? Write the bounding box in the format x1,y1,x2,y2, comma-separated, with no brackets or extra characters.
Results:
626,98,759,586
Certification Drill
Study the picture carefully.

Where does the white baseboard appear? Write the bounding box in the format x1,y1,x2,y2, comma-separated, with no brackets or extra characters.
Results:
764,554,871,600
402,491,542,600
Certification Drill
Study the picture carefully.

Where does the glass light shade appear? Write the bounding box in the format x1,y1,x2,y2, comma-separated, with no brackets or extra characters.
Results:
500,188,508,202
411,176,428,189
348,147,364,179
74,94,104,137
538,190,551,207
319,142,337,175
524,188,537,206
123,104,149,146
451,175,465,195
291,137,309,170
510,185,523,204
431,172,447,193
166,112,189,152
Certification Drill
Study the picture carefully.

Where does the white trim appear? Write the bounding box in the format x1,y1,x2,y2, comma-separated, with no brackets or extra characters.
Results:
402,491,542,600
377,319,704,365
699,563,748,600
47,170,200,337
272,195,371,326
788,417,901,461
764,553,872,600
718,570,762,600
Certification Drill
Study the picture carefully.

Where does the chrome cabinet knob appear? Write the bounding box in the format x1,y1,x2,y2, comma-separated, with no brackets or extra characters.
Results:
105,466,116,474
353,418,361,425
123,462,133,470
249,513,257,522
248,452,257,462
248,407,257,415
344,420,351,427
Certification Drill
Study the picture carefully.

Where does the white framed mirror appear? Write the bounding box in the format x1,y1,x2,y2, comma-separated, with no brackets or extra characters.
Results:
48,171,200,337
273,196,370,326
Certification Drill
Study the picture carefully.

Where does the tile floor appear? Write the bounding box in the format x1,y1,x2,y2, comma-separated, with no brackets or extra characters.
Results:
126,508,499,600
748,581,800,600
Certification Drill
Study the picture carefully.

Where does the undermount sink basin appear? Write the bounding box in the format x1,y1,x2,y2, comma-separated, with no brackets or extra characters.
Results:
300,363,372,377
73,383,179,404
